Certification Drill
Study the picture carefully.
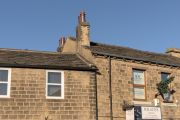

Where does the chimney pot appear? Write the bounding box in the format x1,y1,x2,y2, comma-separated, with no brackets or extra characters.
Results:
79,11,86,23
59,37,66,47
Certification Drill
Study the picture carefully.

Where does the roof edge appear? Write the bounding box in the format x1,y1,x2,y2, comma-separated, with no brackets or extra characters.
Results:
0,63,97,71
92,50,180,68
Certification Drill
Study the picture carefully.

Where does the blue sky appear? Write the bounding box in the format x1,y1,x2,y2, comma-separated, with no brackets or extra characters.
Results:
0,0,180,53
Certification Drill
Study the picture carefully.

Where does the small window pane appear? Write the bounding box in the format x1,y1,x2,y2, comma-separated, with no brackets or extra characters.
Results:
133,70,144,85
0,83,7,95
161,73,169,82
48,72,61,84
134,87,145,99
48,85,61,97
163,92,170,100
0,70,8,82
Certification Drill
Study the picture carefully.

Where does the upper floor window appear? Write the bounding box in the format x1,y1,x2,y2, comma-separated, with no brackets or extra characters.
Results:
133,69,146,100
0,68,11,98
161,72,172,102
161,72,170,82
46,70,64,99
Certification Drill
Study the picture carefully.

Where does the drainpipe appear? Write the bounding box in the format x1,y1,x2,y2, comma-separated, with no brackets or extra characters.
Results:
95,71,99,120
108,56,113,120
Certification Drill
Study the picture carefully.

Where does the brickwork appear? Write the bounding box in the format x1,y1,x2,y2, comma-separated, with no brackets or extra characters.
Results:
95,57,110,120
94,56,180,120
0,68,96,120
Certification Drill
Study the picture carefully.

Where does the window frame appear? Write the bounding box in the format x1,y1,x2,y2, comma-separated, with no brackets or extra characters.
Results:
132,69,146,101
160,72,172,102
46,70,64,99
0,68,11,98
161,72,170,82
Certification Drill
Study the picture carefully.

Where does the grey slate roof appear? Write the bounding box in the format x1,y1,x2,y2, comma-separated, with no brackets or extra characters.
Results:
90,42,180,67
0,48,95,71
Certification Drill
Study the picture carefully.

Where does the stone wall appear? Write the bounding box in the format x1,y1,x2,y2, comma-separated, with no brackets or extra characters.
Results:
1,56,180,120
94,56,180,120
0,68,96,120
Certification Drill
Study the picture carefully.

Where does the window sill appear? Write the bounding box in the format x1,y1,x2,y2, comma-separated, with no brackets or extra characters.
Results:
162,102,177,107
46,96,64,100
0,96,10,99
133,101,152,106
0,96,10,101
163,100,173,103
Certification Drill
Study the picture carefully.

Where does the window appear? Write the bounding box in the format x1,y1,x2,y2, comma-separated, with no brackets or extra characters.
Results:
161,72,172,102
0,68,11,98
161,72,170,82
133,69,146,100
46,70,64,99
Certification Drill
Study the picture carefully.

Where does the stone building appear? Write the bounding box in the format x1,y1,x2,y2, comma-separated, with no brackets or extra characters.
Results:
0,12,180,120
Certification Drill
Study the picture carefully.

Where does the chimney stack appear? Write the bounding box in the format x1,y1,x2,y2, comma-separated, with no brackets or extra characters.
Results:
76,11,90,47
166,48,180,58
57,37,66,52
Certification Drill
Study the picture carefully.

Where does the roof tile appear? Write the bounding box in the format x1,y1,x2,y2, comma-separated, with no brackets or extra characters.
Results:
90,42,180,67
0,49,95,70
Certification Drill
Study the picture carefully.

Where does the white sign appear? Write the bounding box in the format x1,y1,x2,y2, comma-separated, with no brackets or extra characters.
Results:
126,108,134,120
141,107,161,119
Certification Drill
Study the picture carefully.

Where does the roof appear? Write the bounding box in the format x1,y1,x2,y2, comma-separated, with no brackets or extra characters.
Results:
90,42,180,67
0,48,96,71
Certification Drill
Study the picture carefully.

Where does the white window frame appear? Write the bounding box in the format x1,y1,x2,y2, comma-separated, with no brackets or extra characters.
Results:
46,70,64,99
133,69,146,100
0,68,11,98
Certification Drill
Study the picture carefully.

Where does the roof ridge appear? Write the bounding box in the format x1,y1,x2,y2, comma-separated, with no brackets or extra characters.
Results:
0,48,60,55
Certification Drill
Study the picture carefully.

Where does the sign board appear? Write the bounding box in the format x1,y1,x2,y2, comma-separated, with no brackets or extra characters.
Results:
134,106,142,120
141,107,161,119
126,108,134,120
133,106,161,120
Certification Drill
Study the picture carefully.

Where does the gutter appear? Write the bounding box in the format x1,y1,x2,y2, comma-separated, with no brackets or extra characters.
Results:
0,64,97,71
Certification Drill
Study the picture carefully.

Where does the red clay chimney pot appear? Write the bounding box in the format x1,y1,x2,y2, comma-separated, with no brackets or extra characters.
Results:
59,37,66,47
79,11,86,23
